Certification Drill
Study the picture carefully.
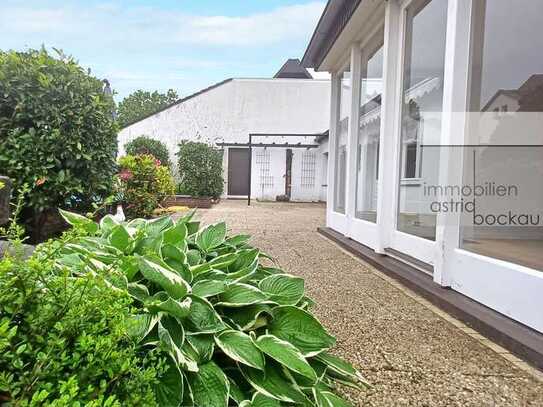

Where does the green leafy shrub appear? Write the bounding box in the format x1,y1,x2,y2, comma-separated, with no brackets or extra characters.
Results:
55,210,369,406
176,141,224,198
0,229,163,405
125,136,172,169
0,49,118,240
117,154,175,219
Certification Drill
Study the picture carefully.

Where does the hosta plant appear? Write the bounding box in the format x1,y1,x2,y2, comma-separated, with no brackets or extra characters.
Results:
56,210,369,406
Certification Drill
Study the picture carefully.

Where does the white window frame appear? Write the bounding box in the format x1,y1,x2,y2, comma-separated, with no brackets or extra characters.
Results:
440,0,543,332
327,0,543,333
386,0,446,266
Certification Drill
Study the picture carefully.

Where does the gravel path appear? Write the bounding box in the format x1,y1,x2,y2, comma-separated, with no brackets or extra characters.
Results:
191,200,543,406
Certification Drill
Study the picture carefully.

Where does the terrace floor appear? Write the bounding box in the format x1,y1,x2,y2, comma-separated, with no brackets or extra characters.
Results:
193,200,543,406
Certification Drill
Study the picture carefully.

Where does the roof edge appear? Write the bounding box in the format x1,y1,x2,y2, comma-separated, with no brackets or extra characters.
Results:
120,78,234,129
301,0,363,70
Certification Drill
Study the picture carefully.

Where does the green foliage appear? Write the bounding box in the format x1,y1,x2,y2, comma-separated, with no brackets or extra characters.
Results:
117,154,175,219
176,141,224,198
0,49,118,237
54,211,370,406
125,136,172,168
117,89,178,128
0,231,163,405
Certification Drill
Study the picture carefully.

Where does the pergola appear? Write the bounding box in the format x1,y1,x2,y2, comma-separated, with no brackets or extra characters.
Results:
217,132,325,205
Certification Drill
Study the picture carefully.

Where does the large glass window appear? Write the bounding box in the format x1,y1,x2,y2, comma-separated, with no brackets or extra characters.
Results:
355,41,384,222
396,0,448,240
334,68,351,214
460,0,543,271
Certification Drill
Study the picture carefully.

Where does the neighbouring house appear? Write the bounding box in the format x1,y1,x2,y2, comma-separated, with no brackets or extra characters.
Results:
302,0,543,336
118,59,330,202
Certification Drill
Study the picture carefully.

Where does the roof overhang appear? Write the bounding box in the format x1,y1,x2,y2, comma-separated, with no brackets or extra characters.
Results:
302,0,386,72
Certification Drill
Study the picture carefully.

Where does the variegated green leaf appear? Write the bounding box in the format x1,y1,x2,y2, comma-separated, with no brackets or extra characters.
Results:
240,362,308,404
137,256,190,300
215,330,265,370
154,358,183,407
108,224,131,251
218,283,268,307
146,292,192,318
258,274,304,305
196,222,227,251
254,334,317,381
192,279,226,298
223,304,273,331
186,295,225,333
188,361,230,407
269,306,335,357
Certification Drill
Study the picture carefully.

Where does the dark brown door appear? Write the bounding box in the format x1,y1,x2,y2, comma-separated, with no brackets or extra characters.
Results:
228,148,250,196
285,149,293,198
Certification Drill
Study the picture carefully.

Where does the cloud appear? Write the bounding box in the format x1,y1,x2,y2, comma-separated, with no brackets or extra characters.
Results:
0,7,69,34
0,1,326,99
0,1,325,48
177,3,325,46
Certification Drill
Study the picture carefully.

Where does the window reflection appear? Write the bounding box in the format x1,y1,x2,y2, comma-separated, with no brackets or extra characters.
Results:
397,0,448,240
356,43,383,222
461,0,543,271
334,69,351,214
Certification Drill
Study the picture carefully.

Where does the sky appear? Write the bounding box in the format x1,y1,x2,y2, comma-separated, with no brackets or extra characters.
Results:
0,0,327,101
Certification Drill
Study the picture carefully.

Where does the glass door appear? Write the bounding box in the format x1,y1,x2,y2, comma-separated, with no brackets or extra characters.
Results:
348,32,385,249
446,0,543,332
334,68,351,215
389,0,449,266
355,43,384,223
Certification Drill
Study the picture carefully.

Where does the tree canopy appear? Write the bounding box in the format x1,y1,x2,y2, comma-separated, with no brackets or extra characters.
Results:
117,89,178,128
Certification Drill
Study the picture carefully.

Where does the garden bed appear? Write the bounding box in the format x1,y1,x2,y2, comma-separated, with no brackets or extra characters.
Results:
163,194,219,209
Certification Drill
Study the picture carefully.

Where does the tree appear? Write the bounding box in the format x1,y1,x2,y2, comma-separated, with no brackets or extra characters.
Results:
117,89,178,128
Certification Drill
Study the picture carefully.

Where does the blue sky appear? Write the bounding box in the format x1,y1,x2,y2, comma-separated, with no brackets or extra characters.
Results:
0,0,326,101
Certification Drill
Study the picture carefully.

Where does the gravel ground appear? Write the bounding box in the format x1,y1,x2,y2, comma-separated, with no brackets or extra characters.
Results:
189,200,543,406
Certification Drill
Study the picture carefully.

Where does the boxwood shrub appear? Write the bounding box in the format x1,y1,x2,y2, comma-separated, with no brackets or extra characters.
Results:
125,136,172,169
52,210,369,406
0,231,162,405
176,141,223,198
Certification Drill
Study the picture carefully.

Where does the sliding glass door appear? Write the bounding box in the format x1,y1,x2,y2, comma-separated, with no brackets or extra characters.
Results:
446,0,543,331
388,0,448,266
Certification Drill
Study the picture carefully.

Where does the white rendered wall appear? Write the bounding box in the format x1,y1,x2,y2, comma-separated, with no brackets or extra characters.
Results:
118,78,331,175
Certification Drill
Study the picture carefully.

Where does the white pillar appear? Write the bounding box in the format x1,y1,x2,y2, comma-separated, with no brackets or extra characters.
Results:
376,0,402,254
434,0,472,286
326,73,340,228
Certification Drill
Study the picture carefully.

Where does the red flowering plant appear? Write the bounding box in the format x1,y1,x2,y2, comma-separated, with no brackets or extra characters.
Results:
119,169,133,182
116,154,175,219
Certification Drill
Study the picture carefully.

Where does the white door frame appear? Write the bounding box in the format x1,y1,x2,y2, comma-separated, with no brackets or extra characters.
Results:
346,27,386,250
327,59,351,235
384,0,447,267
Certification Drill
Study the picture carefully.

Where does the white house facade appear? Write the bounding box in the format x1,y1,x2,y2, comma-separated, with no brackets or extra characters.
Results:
303,0,543,335
118,60,331,202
